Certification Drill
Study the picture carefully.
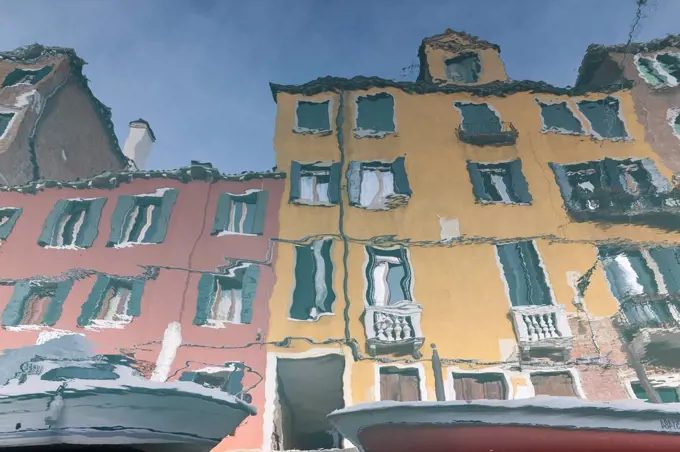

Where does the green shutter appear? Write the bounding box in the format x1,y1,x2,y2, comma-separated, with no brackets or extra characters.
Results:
212,193,232,235
497,242,551,307
289,162,302,202
328,162,342,205
649,248,680,294
603,158,623,191
76,198,107,248
2,69,27,87
38,200,70,247
194,273,215,326
467,161,490,202
549,162,577,210
147,189,178,244
0,113,14,137
107,195,136,246
508,159,532,204
392,157,412,196
2,282,32,327
250,191,269,235
240,265,260,324
226,366,244,395
44,280,73,326
31,65,53,84
320,240,336,313
0,208,22,240
347,161,362,205
290,244,316,320
127,279,145,317
78,275,109,327
640,158,672,194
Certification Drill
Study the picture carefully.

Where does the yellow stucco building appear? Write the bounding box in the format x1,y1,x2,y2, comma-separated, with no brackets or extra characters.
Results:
263,29,680,451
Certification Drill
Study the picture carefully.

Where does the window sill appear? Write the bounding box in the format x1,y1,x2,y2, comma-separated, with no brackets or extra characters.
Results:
43,244,87,250
5,324,44,331
85,317,132,330
110,240,157,249
202,319,245,328
214,230,259,237
477,200,531,206
352,194,410,211
588,134,632,142
291,199,338,207
288,312,335,322
353,128,396,139
541,128,586,136
292,127,333,136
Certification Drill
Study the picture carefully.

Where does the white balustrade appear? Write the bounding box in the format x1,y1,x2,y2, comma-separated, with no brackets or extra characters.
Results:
511,304,572,355
364,301,424,357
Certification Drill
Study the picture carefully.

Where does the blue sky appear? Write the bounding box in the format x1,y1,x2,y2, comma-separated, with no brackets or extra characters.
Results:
1,0,679,173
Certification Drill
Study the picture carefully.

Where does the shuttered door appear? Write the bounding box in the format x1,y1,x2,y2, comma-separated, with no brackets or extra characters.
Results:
379,367,420,402
453,373,507,401
531,372,577,397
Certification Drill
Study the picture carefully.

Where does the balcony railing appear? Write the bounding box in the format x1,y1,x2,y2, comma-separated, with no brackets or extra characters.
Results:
364,301,424,359
511,304,573,361
456,121,518,146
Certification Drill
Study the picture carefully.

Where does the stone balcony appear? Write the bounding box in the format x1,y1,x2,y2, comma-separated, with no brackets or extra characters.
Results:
511,304,573,361
364,301,424,359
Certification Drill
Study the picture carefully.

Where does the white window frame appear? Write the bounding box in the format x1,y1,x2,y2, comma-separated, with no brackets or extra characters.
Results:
445,366,514,401
526,368,586,398
0,107,19,140
374,362,428,402
45,197,100,250
297,164,333,206
218,189,261,237
353,91,397,138
294,98,333,134
116,188,170,248
624,374,680,402
634,52,680,88
85,279,134,330
363,245,416,308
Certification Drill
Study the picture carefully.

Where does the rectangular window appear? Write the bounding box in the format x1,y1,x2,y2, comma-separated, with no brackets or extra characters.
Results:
657,54,680,82
295,100,331,134
38,198,107,248
194,265,261,327
531,372,578,397
631,382,680,403
453,373,507,401
496,241,553,307
289,162,341,206
365,246,412,306
0,112,15,138
379,366,421,402
537,101,584,134
446,53,481,83
577,97,628,139
1,280,73,327
107,189,178,247
291,238,335,321
347,158,412,210
2,65,53,87
455,102,501,134
0,207,22,240
355,92,395,137
212,190,268,236
179,363,245,396
77,275,145,328
635,56,669,86
467,159,532,204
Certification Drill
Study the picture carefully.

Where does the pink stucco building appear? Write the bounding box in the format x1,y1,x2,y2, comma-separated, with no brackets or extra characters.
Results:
0,162,285,451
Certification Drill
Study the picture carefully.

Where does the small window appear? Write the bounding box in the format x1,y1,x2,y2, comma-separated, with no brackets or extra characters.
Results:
347,158,412,210
577,97,628,140
0,207,22,240
1,280,73,327
467,159,532,204
531,372,578,397
212,190,268,236
496,241,553,307
295,100,331,134
538,101,584,135
455,102,501,134
289,162,341,206
379,366,421,401
107,189,178,247
452,373,507,400
657,54,680,82
194,265,261,327
635,56,668,86
355,92,395,137
631,382,680,403
445,53,481,83
179,363,245,396
0,112,15,138
291,239,335,321
672,110,680,139
39,198,107,248
365,246,412,306
77,275,145,328
2,65,53,87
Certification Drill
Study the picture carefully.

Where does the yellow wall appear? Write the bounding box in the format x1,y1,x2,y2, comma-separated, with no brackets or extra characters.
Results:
268,85,680,405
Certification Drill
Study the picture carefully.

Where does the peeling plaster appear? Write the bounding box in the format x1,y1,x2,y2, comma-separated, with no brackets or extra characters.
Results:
438,216,460,242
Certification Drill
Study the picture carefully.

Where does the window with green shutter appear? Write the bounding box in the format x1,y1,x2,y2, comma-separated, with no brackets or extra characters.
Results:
295,100,331,134
194,265,260,327
0,207,22,240
2,280,73,327
289,162,342,206
346,157,412,210
107,189,178,247
212,190,268,236
635,56,668,86
0,112,15,138
290,238,335,321
2,65,53,87
631,382,680,403
365,246,412,306
77,275,145,328
445,53,481,83
467,159,532,205
656,54,680,82
355,92,395,137
496,241,553,307
537,101,584,135
38,198,107,248
577,97,628,140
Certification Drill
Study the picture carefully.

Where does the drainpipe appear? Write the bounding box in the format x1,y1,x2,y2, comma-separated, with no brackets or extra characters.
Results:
623,339,662,403
431,343,446,401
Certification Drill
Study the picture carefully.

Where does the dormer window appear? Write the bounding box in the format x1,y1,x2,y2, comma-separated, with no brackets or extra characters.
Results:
445,53,481,83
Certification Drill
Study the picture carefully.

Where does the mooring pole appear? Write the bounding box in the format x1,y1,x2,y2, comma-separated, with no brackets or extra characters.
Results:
431,343,446,401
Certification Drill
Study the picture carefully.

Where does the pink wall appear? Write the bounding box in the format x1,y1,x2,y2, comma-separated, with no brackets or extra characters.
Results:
0,172,284,450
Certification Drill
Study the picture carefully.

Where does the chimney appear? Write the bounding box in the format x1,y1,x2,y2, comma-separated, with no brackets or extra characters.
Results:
122,119,155,170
